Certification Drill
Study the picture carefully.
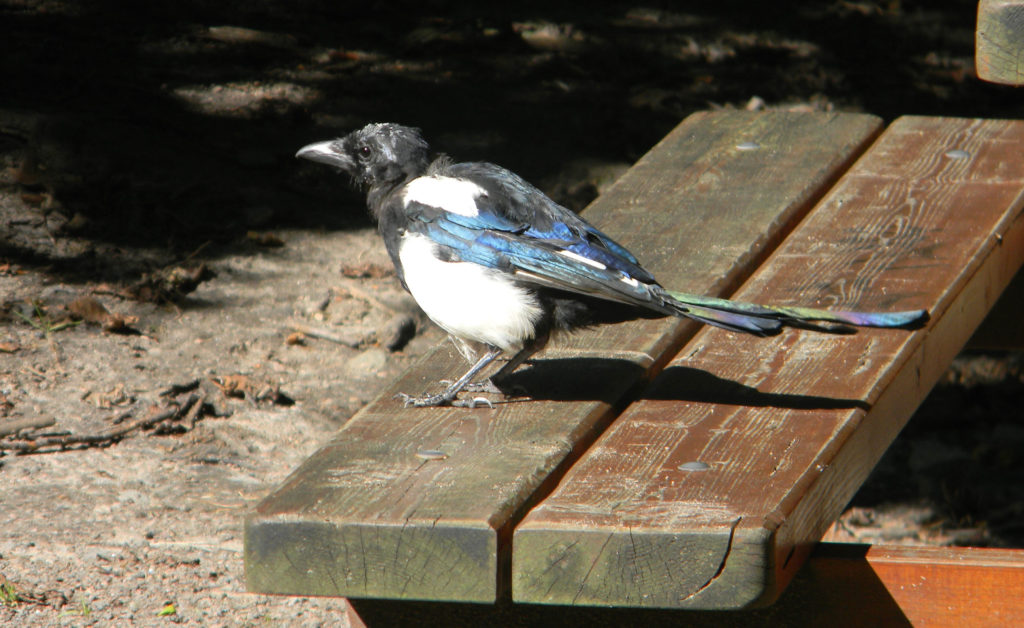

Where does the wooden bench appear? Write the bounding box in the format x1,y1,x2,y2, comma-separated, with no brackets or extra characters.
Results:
977,0,1024,85
245,111,1024,621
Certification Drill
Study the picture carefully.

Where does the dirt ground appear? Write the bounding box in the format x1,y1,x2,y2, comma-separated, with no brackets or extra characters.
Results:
2,1,1023,625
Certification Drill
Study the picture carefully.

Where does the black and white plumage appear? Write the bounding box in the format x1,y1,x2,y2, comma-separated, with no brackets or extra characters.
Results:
297,123,927,407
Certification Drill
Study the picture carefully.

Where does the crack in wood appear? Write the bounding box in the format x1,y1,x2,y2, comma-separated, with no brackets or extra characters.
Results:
572,533,614,605
679,517,741,602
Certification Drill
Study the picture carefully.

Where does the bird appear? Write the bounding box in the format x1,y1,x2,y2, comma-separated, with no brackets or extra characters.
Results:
297,123,928,408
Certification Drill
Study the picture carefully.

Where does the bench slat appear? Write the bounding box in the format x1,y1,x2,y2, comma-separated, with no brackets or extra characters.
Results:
794,544,1024,626
976,0,1024,85
347,544,1024,626
512,116,1024,608
244,111,882,602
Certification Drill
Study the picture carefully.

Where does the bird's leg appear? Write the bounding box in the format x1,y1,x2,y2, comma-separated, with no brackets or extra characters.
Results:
397,345,503,408
487,345,539,389
469,329,550,396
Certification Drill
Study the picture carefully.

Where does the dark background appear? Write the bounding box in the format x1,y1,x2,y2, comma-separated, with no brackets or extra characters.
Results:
4,1,1021,255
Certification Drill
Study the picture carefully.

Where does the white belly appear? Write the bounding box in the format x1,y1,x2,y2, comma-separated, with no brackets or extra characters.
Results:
398,233,542,351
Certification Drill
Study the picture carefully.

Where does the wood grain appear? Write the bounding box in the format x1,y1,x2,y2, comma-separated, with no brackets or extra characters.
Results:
345,544,1024,627
798,544,1024,627
976,0,1024,85
512,116,1024,608
244,111,883,602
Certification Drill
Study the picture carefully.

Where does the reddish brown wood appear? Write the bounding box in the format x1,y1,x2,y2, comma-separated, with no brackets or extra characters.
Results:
831,545,1024,626
513,116,1024,608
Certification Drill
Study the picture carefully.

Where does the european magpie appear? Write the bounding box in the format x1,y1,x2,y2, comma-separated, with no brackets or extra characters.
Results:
297,123,928,408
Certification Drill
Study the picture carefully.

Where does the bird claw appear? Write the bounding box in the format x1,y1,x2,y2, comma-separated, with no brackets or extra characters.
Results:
393,392,496,409
394,392,448,408
451,396,495,409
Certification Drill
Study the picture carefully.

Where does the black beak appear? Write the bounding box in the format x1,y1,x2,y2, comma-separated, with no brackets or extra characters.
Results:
296,140,355,171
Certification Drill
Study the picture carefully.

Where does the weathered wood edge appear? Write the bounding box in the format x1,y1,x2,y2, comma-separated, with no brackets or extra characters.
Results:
244,111,884,602
976,0,1024,85
765,168,1024,605
512,116,1024,609
246,518,500,601
345,543,1024,626
710,204,1024,610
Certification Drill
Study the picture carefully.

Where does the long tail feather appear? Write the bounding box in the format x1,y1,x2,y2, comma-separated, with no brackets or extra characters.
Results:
663,289,928,335
683,304,783,336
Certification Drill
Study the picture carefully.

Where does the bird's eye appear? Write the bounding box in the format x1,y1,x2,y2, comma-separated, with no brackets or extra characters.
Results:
359,146,372,158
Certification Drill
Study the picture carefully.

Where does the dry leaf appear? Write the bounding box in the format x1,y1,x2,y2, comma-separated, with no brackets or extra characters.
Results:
67,296,138,332
125,264,215,303
211,374,292,405
83,383,134,409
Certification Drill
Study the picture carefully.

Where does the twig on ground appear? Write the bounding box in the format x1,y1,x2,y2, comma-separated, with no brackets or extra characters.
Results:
110,409,135,425
182,392,206,430
0,394,199,453
0,416,57,438
287,321,372,348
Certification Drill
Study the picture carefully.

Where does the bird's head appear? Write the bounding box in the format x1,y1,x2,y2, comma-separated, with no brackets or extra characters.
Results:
296,123,431,190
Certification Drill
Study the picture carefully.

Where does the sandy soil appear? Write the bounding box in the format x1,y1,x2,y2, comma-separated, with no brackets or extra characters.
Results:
1,1,1022,625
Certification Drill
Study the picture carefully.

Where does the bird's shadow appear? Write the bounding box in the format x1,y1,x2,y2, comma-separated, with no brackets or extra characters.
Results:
500,357,868,411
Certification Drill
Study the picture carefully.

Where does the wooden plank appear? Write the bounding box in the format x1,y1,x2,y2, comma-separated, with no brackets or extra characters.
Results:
244,111,883,602
513,116,1024,609
977,0,1024,85
346,544,1024,626
796,544,1024,627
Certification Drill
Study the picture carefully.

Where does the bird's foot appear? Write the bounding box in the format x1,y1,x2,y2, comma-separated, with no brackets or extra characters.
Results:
452,396,495,409
394,391,450,408
394,392,496,409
